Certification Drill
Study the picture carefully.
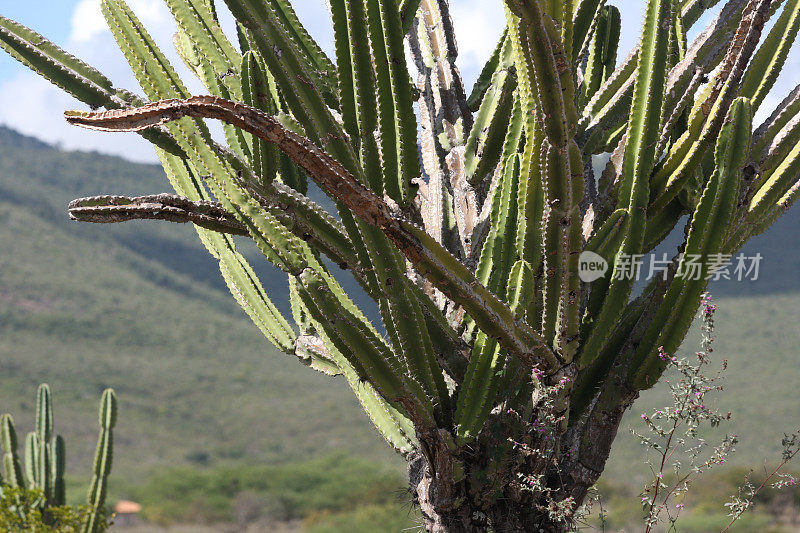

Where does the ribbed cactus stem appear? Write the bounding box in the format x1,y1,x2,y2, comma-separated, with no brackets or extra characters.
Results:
35,384,53,505
631,97,752,388
241,50,279,186
0,414,24,489
51,435,66,507
82,388,117,533
580,0,672,368
23,432,38,491
580,5,620,107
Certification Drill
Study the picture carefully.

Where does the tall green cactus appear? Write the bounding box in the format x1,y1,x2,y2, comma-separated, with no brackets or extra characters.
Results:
579,5,620,107
83,389,117,533
0,385,117,531
1,415,24,490
2,0,799,529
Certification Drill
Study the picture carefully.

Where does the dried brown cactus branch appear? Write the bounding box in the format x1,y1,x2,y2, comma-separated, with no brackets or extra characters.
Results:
65,95,560,373
68,193,249,236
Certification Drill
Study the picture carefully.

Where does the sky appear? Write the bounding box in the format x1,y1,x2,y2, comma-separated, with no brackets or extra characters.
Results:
0,1,797,163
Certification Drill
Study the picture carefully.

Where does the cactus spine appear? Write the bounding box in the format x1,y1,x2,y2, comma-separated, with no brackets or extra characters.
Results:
2,0,800,528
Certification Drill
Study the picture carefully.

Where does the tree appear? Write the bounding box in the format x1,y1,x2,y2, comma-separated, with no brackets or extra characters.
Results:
1,0,798,530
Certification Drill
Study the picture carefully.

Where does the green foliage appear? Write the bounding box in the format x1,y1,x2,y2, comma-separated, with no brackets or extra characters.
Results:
587,467,800,532
130,454,409,526
0,126,402,478
0,487,99,533
2,127,798,499
2,0,800,526
305,503,418,533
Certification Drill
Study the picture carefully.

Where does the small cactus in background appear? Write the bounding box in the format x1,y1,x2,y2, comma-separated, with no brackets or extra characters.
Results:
0,385,116,532
82,389,117,533
1,0,800,530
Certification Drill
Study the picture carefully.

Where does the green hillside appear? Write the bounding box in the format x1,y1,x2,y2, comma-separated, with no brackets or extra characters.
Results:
0,127,402,488
1,126,798,528
608,290,800,480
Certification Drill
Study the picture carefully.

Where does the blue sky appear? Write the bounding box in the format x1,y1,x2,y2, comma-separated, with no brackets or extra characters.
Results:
0,1,797,162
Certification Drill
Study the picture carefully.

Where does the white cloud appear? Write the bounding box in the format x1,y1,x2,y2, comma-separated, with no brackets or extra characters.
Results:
0,72,157,162
70,0,172,43
70,0,107,43
449,0,504,87
0,0,205,163
68,0,178,86
71,0,171,43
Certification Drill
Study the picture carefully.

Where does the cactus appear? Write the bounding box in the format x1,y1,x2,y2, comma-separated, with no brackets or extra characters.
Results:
0,385,117,531
2,0,800,529
82,389,117,533
579,5,620,107
1,415,24,490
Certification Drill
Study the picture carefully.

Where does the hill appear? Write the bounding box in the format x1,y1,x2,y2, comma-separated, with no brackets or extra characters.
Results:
1,125,799,528
0,126,402,487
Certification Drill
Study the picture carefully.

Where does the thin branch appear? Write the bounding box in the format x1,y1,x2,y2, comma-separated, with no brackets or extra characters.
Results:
720,434,800,533
65,95,560,373
68,193,249,236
